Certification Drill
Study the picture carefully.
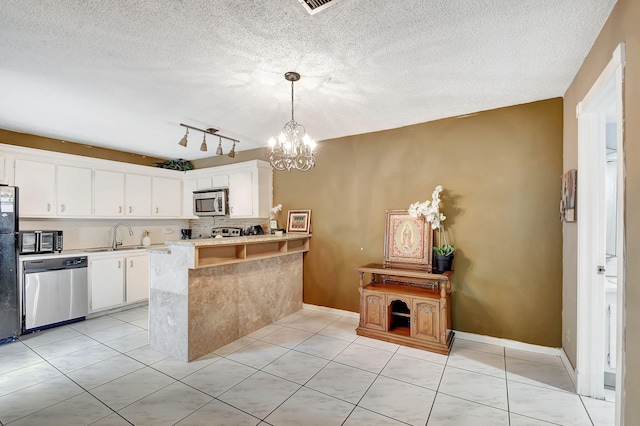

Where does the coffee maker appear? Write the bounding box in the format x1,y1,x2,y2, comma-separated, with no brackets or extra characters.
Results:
181,229,192,240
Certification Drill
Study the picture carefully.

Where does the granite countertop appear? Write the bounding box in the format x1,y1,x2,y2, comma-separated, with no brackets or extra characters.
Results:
167,234,311,247
18,244,168,261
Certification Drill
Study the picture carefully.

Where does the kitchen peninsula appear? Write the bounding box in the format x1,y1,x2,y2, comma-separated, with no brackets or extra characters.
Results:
148,234,309,362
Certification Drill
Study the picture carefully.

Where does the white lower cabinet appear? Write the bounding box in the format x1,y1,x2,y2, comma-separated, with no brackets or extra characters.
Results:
89,255,125,312
125,253,149,304
89,252,149,313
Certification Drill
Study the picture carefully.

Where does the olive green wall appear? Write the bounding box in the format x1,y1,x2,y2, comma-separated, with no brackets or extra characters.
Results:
271,99,563,347
563,0,639,422
0,129,164,166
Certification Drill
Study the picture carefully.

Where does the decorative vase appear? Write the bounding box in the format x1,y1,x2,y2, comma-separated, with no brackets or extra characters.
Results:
434,254,454,272
142,231,151,247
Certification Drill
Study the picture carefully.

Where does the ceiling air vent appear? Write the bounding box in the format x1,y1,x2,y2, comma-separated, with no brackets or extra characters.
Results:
297,0,344,15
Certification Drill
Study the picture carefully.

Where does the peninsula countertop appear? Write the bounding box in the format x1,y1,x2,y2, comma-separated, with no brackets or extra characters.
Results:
156,234,311,269
166,233,311,247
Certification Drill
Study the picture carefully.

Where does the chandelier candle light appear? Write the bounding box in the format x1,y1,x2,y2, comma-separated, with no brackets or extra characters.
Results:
268,72,316,172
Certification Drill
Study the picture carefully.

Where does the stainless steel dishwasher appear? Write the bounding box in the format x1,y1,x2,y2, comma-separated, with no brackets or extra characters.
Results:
22,256,88,333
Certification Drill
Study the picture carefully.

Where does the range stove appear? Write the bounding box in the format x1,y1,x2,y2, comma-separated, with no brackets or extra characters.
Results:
212,227,243,238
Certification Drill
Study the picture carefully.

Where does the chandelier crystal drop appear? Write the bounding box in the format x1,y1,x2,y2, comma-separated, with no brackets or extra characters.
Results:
268,72,316,172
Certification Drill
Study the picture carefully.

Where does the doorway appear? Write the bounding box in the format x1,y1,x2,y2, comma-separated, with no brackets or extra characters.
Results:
575,42,625,424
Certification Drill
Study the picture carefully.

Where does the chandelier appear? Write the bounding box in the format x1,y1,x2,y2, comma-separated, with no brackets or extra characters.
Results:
268,72,316,171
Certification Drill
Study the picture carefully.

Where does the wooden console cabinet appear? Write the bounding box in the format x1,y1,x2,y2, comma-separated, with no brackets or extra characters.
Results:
356,263,454,354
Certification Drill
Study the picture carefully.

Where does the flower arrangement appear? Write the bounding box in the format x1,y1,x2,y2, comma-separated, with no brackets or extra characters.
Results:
408,185,454,257
270,204,282,220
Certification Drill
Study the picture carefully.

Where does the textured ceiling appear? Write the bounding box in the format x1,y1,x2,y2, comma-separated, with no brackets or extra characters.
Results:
0,0,617,161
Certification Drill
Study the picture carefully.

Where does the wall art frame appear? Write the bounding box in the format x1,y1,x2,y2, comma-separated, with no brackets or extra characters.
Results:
286,210,311,234
561,169,577,222
383,209,433,271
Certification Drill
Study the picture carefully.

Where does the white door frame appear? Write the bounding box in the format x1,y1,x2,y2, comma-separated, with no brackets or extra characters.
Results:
575,42,625,424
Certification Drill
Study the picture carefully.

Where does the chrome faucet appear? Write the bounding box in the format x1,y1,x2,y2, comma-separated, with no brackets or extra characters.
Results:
112,222,134,250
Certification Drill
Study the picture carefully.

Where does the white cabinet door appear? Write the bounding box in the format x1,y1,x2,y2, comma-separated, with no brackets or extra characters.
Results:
57,165,92,216
125,253,149,304
89,256,125,312
125,174,152,217
152,176,181,217
182,178,197,218
14,159,56,216
213,174,229,188
196,177,213,190
229,171,254,217
196,174,228,190
94,170,125,216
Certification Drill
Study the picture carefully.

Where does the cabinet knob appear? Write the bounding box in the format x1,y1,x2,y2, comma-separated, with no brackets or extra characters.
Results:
60,204,65,212
155,207,159,214
118,260,121,269
129,206,132,213
119,206,122,214
130,260,133,268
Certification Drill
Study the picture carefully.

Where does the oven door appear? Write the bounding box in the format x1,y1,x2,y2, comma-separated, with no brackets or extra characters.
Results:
38,232,55,253
19,232,36,254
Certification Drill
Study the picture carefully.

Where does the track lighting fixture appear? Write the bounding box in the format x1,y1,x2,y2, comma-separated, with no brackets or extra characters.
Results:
177,123,239,155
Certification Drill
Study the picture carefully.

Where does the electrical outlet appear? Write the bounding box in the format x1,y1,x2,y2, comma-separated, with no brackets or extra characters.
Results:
163,228,173,234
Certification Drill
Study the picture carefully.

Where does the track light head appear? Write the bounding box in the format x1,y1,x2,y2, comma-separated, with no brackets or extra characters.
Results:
228,142,236,158
216,137,223,155
178,129,188,147
200,134,207,152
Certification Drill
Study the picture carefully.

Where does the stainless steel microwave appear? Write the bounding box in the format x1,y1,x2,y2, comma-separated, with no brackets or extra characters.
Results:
18,230,63,254
193,189,228,216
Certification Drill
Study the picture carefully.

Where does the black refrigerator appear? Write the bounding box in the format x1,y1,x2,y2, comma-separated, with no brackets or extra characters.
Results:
0,185,19,344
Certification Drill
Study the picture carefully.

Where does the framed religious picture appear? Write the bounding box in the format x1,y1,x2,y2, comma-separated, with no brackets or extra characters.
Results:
286,210,311,234
560,169,577,222
383,210,433,271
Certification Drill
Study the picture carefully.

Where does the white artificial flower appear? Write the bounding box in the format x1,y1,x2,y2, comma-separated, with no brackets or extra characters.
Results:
407,185,446,229
270,204,282,215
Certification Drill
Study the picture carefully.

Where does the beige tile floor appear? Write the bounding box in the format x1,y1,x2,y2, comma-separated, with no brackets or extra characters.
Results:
0,305,615,425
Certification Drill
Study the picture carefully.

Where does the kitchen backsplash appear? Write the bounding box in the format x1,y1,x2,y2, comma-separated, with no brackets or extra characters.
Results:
189,217,269,239
18,219,188,250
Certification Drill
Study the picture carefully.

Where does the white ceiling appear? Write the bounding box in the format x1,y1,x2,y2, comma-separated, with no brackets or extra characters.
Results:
0,0,617,161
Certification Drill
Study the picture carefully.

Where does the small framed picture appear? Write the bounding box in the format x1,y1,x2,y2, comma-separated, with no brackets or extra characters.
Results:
269,219,278,230
286,210,311,234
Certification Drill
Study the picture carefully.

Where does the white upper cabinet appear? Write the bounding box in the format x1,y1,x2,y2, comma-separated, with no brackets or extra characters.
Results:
229,171,253,217
182,178,197,218
57,165,92,216
3,144,271,219
213,174,229,188
93,170,125,217
186,160,272,219
125,173,152,217
152,176,181,217
14,159,56,216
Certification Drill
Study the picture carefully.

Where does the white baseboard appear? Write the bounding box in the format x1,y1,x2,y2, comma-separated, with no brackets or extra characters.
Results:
453,330,562,356
302,304,578,385
452,330,577,385
302,303,360,319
